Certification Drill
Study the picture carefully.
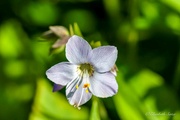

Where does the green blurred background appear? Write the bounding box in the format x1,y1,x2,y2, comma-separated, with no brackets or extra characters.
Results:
0,0,180,120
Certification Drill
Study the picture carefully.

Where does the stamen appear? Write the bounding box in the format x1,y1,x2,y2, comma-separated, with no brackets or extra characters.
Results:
83,83,90,88
85,89,89,93
73,104,81,110
66,75,80,91
72,64,92,107
75,74,83,90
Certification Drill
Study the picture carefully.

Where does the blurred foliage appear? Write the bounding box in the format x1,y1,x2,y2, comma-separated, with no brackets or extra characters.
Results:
29,79,89,120
0,0,180,120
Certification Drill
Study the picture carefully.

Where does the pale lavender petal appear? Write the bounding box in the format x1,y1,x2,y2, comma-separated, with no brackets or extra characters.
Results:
89,72,118,98
53,84,64,92
89,46,117,72
66,76,92,107
66,35,92,64
46,62,77,85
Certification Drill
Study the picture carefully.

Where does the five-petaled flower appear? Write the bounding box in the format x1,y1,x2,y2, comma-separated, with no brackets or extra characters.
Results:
46,35,118,109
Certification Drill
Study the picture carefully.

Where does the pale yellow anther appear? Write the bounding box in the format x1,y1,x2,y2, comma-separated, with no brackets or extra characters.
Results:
85,89,89,93
73,104,81,110
76,85,79,89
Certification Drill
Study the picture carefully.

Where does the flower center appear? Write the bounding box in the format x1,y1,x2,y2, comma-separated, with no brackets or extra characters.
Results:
78,63,94,76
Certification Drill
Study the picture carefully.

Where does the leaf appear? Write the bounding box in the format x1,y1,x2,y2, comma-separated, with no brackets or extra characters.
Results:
160,0,180,13
29,78,89,120
69,23,83,37
49,45,65,55
69,24,74,36
89,97,100,120
114,69,180,120
114,71,146,120
0,20,25,58
90,41,101,48
73,22,83,37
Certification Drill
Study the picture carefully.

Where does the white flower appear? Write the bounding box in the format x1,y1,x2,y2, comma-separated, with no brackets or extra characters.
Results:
46,35,118,108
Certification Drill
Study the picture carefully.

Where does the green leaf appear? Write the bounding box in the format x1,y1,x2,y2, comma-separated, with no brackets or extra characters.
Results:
69,24,74,36
114,69,180,120
90,41,101,48
114,70,162,120
29,78,89,120
90,97,100,120
69,23,83,37
73,22,83,37
49,45,65,55
160,0,180,13
0,20,25,58
114,72,146,120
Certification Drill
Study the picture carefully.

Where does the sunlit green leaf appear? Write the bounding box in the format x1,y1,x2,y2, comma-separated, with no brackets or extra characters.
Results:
0,20,24,58
166,13,180,31
90,41,101,48
29,78,89,120
73,22,83,37
173,111,180,120
129,69,163,97
69,23,83,37
161,0,180,13
133,17,150,30
114,69,179,120
69,24,74,36
114,72,146,120
141,1,159,21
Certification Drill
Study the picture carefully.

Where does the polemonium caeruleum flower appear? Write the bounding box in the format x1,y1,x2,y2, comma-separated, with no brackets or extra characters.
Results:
46,35,118,109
